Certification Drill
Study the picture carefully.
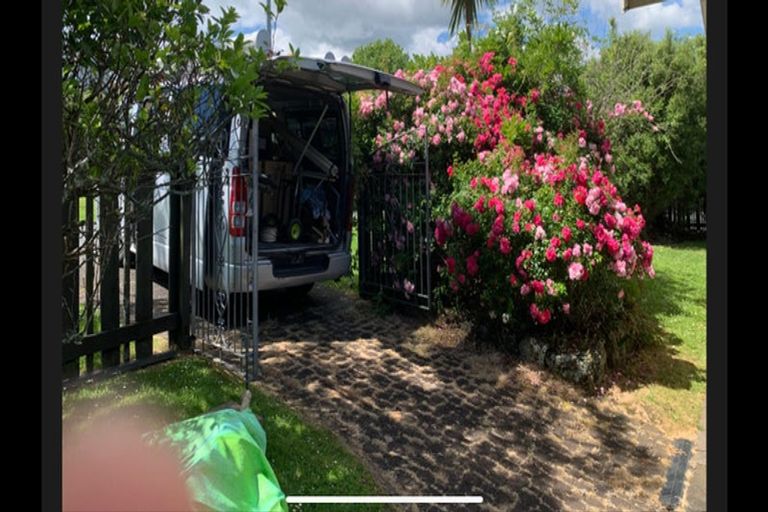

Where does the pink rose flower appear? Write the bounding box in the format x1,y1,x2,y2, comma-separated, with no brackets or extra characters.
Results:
545,247,557,262
466,252,480,276
446,256,456,274
473,196,486,213
499,237,511,255
568,262,584,280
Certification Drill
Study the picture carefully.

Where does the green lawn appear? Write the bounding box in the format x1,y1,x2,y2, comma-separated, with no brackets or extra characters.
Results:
326,223,359,295
63,357,386,511
620,240,706,437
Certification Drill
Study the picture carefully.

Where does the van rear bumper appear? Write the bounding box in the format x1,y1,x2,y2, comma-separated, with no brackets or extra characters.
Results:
202,251,351,294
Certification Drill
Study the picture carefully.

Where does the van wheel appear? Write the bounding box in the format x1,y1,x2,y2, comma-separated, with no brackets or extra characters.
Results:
284,283,314,299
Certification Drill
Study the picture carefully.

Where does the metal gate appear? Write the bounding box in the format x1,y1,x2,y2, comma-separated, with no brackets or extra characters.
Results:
358,140,433,310
190,114,259,381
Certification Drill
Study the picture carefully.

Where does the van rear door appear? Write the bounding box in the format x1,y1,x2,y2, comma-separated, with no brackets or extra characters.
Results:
266,57,424,96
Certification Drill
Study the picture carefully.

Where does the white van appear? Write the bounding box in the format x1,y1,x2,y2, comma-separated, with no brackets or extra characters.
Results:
150,56,422,321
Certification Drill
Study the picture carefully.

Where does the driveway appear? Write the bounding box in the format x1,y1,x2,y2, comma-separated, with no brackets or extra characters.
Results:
254,285,673,511
79,268,676,510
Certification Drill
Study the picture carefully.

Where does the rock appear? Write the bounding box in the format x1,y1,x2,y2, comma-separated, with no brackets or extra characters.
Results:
518,337,606,387
544,344,606,387
519,337,549,366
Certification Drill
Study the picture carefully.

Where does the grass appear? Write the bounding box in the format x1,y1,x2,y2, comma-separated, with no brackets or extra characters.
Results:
63,356,386,511
326,223,359,295
616,240,706,437
78,196,99,222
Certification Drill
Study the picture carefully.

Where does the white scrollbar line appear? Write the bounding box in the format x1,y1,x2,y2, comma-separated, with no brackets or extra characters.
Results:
286,496,484,504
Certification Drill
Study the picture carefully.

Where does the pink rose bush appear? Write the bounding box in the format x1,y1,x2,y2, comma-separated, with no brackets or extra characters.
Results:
435,141,653,330
356,55,535,189
356,53,655,334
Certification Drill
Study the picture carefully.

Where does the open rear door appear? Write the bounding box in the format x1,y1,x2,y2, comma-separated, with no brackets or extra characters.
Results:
264,56,433,312
267,56,424,95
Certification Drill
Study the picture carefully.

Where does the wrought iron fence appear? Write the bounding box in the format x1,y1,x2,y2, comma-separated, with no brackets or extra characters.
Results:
358,157,433,311
664,199,706,234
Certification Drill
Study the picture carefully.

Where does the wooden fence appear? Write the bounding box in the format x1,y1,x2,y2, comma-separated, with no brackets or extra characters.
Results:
62,176,193,381
664,199,707,233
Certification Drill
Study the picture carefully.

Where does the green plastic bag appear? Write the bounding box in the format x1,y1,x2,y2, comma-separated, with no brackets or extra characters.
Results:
150,408,289,512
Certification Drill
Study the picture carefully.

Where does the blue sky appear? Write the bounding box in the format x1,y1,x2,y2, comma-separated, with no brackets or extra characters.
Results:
204,0,704,60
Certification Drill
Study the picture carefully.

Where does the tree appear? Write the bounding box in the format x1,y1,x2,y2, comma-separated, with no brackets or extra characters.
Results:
441,0,497,53
61,0,280,338
63,0,273,192
583,29,706,227
408,53,452,72
352,38,409,73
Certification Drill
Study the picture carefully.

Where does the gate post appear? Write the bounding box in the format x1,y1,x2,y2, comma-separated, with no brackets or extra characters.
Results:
179,179,193,350
85,195,95,372
169,176,192,350
424,136,432,311
99,191,121,368
135,174,154,360
357,175,367,299
248,120,260,382
62,192,80,379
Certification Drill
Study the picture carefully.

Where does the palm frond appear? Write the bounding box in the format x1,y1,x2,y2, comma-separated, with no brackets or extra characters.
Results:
441,0,498,35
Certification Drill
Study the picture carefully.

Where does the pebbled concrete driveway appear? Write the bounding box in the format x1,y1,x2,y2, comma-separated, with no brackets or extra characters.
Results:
252,285,674,511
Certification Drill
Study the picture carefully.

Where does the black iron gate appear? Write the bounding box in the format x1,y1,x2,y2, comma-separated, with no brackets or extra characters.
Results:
190,113,259,382
358,141,433,310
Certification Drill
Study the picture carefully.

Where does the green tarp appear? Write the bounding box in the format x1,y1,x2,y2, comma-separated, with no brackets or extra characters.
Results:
149,408,289,512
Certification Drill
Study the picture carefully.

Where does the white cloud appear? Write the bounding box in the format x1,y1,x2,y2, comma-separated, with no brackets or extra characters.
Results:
410,27,458,57
205,0,457,58
204,0,702,64
585,0,703,37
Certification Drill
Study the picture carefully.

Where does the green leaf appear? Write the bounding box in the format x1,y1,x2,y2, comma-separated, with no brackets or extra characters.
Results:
137,75,150,101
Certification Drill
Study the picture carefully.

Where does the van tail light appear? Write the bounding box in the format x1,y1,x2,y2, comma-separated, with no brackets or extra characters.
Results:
229,166,248,237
